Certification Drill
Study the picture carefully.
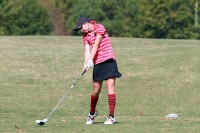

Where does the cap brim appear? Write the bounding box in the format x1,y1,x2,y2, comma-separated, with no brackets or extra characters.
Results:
74,28,80,32
74,24,82,32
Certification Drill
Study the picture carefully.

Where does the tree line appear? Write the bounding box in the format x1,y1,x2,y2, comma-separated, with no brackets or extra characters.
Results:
0,0,199,39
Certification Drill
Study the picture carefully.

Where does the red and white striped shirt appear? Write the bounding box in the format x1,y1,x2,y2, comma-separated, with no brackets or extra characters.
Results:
83,23,115,65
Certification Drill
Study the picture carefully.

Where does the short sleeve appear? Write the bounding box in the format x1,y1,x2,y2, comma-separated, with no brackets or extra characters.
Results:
95,24,106,35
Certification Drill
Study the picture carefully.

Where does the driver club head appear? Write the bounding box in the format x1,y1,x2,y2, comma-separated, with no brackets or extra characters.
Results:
35,119,48,126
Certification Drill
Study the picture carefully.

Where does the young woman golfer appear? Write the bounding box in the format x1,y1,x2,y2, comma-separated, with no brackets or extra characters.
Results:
74,17,122,125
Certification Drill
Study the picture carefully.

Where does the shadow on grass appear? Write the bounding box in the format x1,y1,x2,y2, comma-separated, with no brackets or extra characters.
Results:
93,122,120,124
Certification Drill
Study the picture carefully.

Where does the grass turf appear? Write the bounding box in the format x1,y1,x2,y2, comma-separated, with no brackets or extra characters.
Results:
0,36,200,133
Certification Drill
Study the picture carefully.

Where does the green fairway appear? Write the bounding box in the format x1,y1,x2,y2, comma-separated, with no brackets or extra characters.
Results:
1,36,200,133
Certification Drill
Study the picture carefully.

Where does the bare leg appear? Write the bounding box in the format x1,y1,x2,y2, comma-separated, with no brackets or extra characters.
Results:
92,80,103,96
106,78,115,94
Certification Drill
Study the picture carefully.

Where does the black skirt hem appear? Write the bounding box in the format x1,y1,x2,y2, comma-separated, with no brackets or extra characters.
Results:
93,59,122,81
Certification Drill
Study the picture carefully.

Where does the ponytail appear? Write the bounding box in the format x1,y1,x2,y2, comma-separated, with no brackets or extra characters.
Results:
90,20,96,25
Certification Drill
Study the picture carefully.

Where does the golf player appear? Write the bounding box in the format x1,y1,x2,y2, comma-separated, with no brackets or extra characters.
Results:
74,17,122,125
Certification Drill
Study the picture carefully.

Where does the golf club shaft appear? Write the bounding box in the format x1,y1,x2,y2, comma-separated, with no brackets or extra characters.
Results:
46,70,85,120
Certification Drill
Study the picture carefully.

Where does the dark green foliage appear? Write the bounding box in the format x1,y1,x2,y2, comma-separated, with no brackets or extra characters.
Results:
0,0,53,35
0,0,12,35
56,0,139,37
138,0,200,39
56,0,200,39
1,0,199,38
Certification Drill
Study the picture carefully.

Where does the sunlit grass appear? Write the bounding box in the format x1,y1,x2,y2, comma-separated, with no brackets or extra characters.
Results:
0,36,200,132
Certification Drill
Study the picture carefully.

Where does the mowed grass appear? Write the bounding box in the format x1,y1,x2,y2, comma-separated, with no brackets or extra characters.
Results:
0,36,200,133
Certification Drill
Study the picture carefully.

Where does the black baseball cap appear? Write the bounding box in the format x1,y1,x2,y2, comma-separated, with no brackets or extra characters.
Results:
74,17,91,32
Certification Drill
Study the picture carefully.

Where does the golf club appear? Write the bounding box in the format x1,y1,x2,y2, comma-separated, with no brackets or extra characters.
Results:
35,70,85,126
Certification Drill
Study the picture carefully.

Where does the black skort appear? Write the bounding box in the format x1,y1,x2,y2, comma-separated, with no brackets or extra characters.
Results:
93,59,122,81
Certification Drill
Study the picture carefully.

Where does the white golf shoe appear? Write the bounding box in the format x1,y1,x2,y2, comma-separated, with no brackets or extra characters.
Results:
86,110,98,125
104,115,116,124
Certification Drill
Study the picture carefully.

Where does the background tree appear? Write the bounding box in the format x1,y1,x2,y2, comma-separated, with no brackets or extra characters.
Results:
0,0,53,35
138,0,200,39
0,0,13,35
56,0,139,37
1,0,199,39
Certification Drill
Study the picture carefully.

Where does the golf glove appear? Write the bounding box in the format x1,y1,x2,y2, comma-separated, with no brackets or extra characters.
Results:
86,59,94,68
85,59,94,71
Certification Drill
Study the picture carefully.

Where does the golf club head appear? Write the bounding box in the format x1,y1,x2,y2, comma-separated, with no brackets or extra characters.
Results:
35,119,47,126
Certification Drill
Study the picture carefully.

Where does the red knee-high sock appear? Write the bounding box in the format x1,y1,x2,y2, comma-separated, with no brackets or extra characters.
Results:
108,94,116,116
90,95,99,114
